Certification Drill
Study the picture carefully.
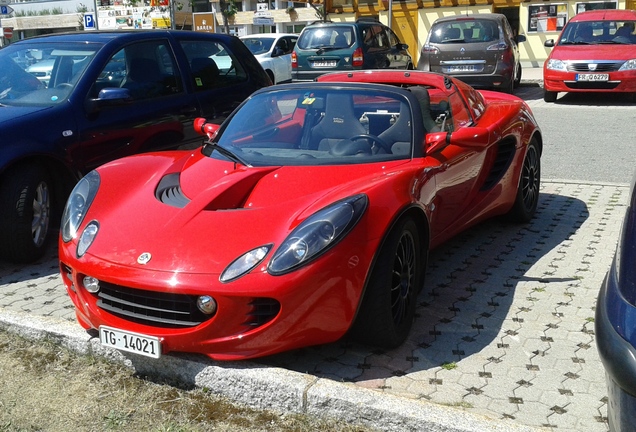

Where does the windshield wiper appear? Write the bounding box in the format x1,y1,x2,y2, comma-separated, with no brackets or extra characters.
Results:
315,46,341,55
203,142,252,167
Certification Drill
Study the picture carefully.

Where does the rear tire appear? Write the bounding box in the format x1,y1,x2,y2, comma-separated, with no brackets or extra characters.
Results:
350,218,423,348
0,164,53,263
503,77,514,94
508,140,540,223
544,90,557,102
265,70,276,85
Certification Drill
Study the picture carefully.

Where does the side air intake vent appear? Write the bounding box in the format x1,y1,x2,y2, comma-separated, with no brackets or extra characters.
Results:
481,139,516,191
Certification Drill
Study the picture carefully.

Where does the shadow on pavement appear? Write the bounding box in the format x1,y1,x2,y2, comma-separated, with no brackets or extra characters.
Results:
263,192,589,381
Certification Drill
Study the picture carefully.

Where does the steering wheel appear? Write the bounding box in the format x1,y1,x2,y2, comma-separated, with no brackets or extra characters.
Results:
350,134,392,154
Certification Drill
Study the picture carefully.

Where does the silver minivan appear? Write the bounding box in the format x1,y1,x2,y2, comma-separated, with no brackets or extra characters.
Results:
417,13,525,93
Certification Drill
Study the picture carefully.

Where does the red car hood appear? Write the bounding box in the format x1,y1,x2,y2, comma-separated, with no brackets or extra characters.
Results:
549,44,636,61
85,152,409,274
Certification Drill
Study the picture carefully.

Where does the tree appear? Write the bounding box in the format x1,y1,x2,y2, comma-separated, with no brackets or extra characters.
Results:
218,0,238,34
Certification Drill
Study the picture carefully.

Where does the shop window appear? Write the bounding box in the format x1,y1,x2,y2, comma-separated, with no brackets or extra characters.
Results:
576,1,617,13
332,0,353,7
528,4,568,32
286,24,306,33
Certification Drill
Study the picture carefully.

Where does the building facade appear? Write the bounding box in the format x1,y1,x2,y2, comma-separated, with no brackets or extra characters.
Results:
1,0,634,66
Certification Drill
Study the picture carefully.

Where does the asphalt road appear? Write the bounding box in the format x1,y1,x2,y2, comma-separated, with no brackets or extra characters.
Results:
515,85,636,185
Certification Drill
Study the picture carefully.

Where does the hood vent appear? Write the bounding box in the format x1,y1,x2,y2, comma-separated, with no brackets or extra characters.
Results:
156,173,190,208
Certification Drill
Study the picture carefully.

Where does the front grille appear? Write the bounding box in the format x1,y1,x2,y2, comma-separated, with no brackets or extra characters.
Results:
97,283,210,328
567,62,623,72
244,298,280,327
565,81,620,90
481,139,516,191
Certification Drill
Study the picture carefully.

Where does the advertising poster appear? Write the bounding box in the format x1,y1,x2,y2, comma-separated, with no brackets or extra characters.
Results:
97,0,171,30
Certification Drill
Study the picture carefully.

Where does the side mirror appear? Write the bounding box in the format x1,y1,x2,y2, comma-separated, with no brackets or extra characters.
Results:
194,117,221,140
425,132,449,155
425,127,490,155
272,47,284,57
448,126,490,148
544,39,555,48
85,87,132,113
516,34,527,43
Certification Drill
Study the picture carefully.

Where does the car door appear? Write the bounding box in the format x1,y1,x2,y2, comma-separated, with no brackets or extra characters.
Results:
427,89,487,238
73,39,201,172
179,39,260,125
271,36,297,83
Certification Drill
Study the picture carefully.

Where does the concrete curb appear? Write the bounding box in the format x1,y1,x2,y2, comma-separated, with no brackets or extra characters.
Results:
0,308,546,432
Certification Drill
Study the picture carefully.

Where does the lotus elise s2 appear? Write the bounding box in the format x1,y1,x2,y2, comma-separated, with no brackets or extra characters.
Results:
59,70,543,360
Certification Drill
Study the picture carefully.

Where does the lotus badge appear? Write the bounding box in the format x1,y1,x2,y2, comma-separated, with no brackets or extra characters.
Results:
137,252,152,265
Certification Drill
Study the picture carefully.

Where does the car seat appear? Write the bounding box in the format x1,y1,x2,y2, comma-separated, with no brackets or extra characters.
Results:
377,101,412,155
190,57,220,89
121,57,164,99
408,86,441,133
575,25,594,42
50,56,74,88
334,34,348,48
306,93,367,151
443,27,462,41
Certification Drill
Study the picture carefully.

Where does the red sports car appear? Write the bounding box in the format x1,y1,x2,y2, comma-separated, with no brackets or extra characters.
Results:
543,9,636,102
59,70,542,361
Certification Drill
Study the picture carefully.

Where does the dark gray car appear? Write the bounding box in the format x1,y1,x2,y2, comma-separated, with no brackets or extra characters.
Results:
417,13,525,93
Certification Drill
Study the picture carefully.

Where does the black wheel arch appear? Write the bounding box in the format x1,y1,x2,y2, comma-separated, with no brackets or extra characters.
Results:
1,156,79,224
349,204,430,328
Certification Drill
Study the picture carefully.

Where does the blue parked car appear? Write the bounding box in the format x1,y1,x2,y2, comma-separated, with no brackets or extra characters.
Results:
0,30,271,263
596,172,636,431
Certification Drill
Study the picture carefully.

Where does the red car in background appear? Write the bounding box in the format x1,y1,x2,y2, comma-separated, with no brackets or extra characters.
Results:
59,70,542,361
543,9,636,102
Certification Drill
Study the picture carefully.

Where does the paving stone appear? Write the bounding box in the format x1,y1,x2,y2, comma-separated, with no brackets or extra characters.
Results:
0,181,625,432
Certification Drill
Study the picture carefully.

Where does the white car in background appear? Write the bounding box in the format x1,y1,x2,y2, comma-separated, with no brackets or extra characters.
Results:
240,33,298,84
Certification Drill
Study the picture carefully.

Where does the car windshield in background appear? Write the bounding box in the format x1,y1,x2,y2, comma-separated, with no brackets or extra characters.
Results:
242,37,275,54
429,19,500,44
297,27,355,49
559,20,636,45
207,87,412,166
0,42,99,106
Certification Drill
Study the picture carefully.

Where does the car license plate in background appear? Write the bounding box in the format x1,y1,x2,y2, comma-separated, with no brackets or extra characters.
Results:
100,326,161,359
447,65,475,72
576,73,609,82
312,60,337,67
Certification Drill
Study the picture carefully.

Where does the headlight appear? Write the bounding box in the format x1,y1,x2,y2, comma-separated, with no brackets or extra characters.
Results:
220,245,271,283
546,59,567,72
619,59,636,71
61,170,100,242
268,194,368,275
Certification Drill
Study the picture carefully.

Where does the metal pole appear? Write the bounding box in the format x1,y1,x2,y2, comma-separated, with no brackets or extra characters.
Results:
388,0,392,30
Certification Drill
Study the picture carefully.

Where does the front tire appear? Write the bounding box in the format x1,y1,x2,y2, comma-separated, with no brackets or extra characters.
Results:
0,165,53,263
544,90,557,102
350,218,423,348
508,140,540,222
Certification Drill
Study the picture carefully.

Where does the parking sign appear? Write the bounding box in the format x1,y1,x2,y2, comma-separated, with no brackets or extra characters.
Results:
84,12,96,30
